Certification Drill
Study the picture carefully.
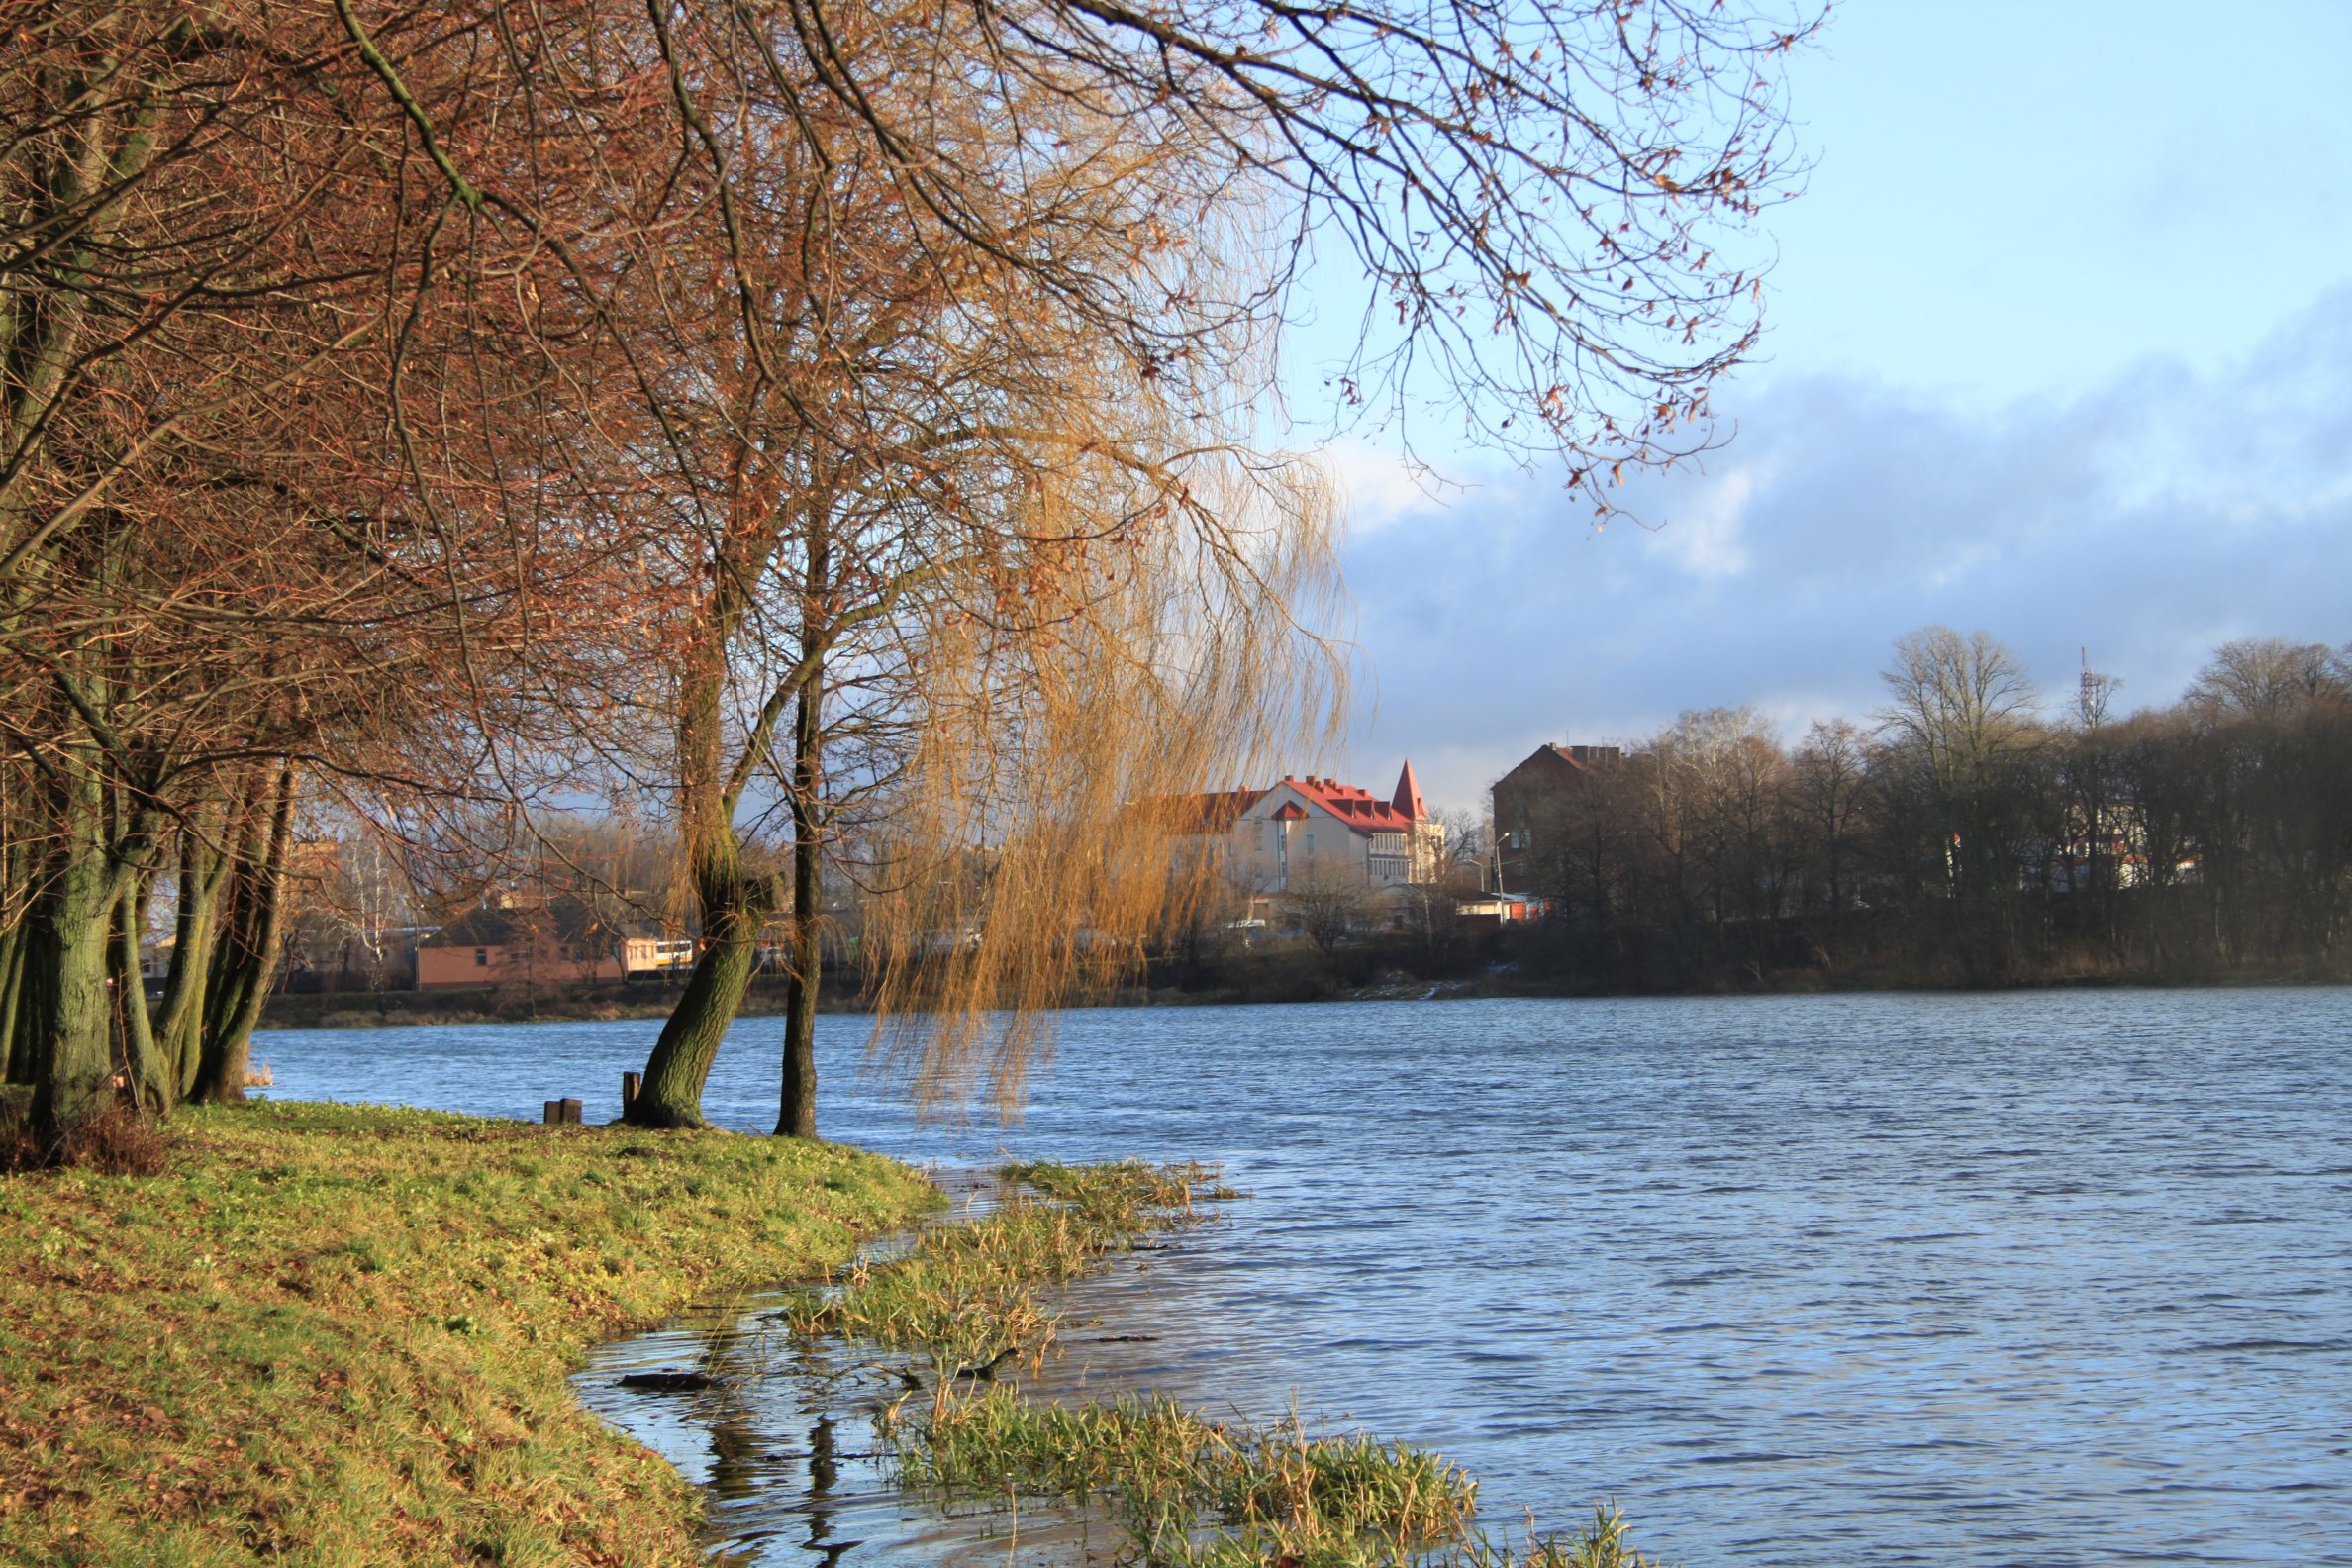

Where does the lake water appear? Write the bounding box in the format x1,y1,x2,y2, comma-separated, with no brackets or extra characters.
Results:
254,990,2352,1566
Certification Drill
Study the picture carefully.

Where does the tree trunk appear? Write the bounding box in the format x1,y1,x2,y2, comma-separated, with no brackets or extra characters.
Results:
190,794,266,1102
155,816,229,1098
630,615,772,1127
26,765,116,1135
191,761,297,1105
776,662,824,1140
630,524,806,1130
0,918,29,1085
110,873,168,1114
629,890,763,1128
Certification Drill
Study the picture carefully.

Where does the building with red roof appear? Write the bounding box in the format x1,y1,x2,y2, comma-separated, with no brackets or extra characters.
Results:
1192,762,1445,896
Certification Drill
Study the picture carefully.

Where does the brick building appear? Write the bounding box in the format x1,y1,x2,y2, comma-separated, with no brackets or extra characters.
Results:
1490,742,1621,892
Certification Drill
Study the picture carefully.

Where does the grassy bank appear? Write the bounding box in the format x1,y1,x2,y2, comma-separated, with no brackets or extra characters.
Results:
0,1102,936,1567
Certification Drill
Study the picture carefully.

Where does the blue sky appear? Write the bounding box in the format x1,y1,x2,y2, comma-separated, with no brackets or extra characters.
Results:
1320,2,2352,810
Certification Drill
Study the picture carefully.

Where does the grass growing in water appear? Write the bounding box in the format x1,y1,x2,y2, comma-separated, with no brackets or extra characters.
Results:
0,1101,935,1567
777,1157,1226,1385
900,1385,1481,1567
791,1157,1672,1568
1003,1156,1238,1215
896,1383,1661,1568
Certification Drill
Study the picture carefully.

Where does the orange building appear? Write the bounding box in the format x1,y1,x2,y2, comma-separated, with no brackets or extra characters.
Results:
415,897,627,989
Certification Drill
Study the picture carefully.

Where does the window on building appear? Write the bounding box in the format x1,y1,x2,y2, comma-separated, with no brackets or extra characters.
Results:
474,948,489,966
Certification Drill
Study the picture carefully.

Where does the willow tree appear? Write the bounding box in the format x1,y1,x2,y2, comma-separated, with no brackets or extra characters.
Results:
618,398,1337,1135
591,0,1335,1132
589,0,1813,1131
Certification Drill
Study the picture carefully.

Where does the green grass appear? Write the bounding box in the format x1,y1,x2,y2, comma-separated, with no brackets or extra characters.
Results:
0,1101,937,1567
1000,1156,1237,1215
777,1157,1225,1384
898,1385,1667,1568
899,1386,1483,1567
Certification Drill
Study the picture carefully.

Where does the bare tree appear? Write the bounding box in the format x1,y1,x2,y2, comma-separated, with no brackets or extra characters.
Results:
591,6,1345,1129
1431,807,1489,887
1792,718,1868,937
750,0,1821,500
1876,628,2042,799
1286,865,1375,953
2186,638,2348,721
1872,627,2046,975
0,0,667,1132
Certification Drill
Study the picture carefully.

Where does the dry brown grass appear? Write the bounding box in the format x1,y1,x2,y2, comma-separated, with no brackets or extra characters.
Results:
0,1102,170,1177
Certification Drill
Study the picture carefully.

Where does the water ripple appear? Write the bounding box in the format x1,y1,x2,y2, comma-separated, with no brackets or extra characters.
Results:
257,987,2352,1566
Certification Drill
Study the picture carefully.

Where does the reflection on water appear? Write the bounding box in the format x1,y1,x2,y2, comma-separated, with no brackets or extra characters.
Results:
260,989,2352,1566
574,1199,1134,1568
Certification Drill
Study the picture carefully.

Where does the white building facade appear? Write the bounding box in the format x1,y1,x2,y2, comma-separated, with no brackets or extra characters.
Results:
1195,764,1445,894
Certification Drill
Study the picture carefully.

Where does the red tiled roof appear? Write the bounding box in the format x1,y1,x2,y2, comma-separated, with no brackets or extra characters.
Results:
1163,765,1432,839
1280,773,1418,833
1391,760,1428,821
1160,788,1265,833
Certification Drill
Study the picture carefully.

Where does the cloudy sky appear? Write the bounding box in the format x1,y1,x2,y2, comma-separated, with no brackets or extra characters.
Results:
1313,2,2352,811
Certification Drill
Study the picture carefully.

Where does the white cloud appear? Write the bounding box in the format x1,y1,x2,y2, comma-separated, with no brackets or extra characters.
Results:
1334,284,2352,812
1318,436,1471,535
1638,464,1763,582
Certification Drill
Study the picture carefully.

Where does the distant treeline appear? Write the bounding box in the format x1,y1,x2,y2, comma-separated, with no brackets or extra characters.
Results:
260,626,2352,1020
1137,630,2352,1001
1488,629,2352,991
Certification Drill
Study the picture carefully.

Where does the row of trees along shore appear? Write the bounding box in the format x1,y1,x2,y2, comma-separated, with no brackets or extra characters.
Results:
1497,631,2352,991
0,2,1819,1144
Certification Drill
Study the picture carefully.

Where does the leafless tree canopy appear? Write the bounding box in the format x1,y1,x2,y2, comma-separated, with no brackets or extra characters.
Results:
1,0,1819,1132
1491,629,2352,990
728,0,1819,490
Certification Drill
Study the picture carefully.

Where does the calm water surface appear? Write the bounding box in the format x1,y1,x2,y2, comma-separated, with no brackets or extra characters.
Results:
256,990,2352,1566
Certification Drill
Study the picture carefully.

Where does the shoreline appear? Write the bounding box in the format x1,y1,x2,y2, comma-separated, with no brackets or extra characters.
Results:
255,964,2351,1032
621,1157,1663,1568
0,1102,937,1566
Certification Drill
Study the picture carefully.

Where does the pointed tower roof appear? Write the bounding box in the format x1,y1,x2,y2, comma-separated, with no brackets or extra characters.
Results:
1391,760,1428,821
